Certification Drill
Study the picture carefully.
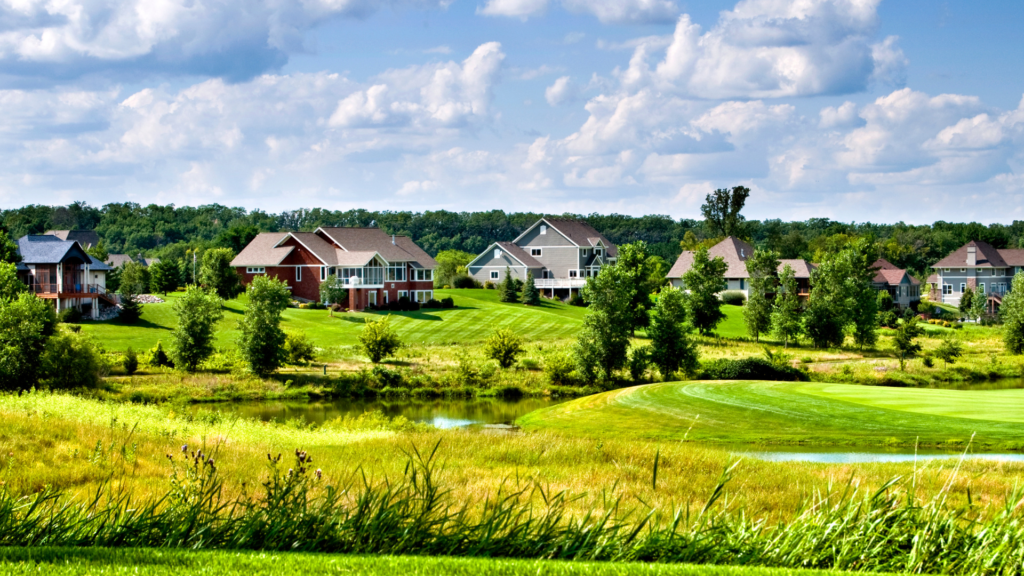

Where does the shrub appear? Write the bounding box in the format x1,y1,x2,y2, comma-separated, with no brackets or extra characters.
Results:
484,328,524,369
149,342,172,367
720,290,747,306
123,347,139,375
453,275,480,289
359,315,402,363
440,297,454,309
422,299,442,309
40,330,104,389
544,349,577,386
57,307,83,324
483,281,496,290
922,355,934,368
878,310,899,329
330,303,344,312
284,332,316,364
917,300,935,314
568,292,585,307
628,345,651,383
699,357,808,381
371,365,403,388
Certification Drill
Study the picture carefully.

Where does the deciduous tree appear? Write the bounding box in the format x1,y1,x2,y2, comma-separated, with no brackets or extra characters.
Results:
701,186,750,237
0,293,57,390
171,285,223,372
682,246,728,336
934,335,964,367
616,241,659,335
892,317,924,371
648,286,699,379
744,249,780,342
359,315,402,363
771,264,802,348
199,248,240,299
237,275,292,377
573,266,631,381
485,328,524,368
1001,272,1024,354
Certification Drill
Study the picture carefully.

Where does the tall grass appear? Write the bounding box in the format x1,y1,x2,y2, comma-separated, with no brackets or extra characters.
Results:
2,440,1024,574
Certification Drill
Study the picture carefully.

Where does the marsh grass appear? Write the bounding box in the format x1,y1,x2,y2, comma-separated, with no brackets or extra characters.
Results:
3,434,1024,575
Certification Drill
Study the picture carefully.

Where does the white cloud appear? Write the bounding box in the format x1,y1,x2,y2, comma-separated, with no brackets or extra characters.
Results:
329,42,505,128
819,101,860,129
0,0,452,82
478,0,677,24
545,76,578,106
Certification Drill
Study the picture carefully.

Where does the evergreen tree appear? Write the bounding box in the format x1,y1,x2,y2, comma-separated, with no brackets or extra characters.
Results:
771,264,802,348
744,249,780,342
117,261,148,324
682,246,728,336
1001,272,1024,354
149,259,181,295
959,287,974,320
573,266,631,381
237,275,291,377
648,286,699,379
521,271,540,305
171,285,223,372
499,266,518,303
971,286,988,321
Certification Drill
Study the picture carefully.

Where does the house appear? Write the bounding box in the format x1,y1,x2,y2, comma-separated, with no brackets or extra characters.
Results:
15,235,115,318
45,230,100,249
230,227,437,311
106,253,161,268
466,218,617,298
666,237,814,298
870,259,921,309
929,240,1024,312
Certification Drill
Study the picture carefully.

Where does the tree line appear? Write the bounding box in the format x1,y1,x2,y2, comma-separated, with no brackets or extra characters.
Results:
5,200,1024,279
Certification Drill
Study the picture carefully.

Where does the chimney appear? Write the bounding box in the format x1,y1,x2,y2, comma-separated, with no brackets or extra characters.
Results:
967,245,977,266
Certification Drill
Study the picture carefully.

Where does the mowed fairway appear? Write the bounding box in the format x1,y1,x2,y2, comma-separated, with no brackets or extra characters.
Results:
518,381,1024,448
79,289,586,354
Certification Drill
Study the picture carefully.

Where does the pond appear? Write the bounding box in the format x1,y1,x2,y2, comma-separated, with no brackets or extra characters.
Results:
191,396,564,429
735,449,1024,464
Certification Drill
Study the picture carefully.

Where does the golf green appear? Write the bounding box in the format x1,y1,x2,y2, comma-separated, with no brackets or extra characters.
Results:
517,381,1024,449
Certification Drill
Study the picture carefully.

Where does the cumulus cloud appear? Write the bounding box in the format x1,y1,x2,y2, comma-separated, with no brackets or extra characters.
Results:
329,42,505,129
545,76,578,106
478,0,677,24
0,0,450,82
613,0,905,99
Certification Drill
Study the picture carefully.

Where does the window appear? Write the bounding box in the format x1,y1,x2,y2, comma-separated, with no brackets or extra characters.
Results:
494,248,501,259
978,283,985,294
414,269,432,281
961,268,967,272
367,291,376,306
943,284,952,295
320,267,327,281
386,265,406,281
415,290,432,303
383,291,388,304
490,271,499,280
246,267,265,274
943,268,950,272
540,225,547,235
960,283,966,293
596,248,602,256
296,267,302,281
531,248,542,257
568,270,578,278
739,279,745,290
398,291,408,299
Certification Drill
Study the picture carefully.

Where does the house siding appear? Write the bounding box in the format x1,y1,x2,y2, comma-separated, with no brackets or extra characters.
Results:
518,225,575,248
533,246,581,279
468,249,532,283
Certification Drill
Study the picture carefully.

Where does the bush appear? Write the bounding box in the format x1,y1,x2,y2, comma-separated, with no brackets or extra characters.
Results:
720,291,747,306
41,330,105,389
422,299,442,309
917,300,935,314
483,281,496,290
699,357,808,381
57,307,83,324
878,310,899,329
628,345,651,383
359,315,402,363
484,328,524,369
371,365,403,388
330,303,344,312
453,275,480,289
440,297,454,309
568,292,585,307
149,342,173,368
544,349,578,386
284,332,316,364
123,347,139,375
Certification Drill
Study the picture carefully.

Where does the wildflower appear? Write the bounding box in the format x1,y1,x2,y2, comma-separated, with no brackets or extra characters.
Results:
181,445,187,453
315,469,322,480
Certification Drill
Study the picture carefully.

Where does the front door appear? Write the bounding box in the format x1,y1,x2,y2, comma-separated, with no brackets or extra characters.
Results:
368,291,377,307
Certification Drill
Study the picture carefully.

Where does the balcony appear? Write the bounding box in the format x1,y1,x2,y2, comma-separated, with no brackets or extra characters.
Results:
534,278,587,289
26,283,118,304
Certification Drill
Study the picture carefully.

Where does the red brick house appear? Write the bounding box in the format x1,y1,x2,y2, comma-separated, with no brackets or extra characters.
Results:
230,228,437,311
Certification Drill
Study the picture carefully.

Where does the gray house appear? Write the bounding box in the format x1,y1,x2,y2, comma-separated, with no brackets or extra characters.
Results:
16,235,115,318
466,218,617,298
930,240,1024,312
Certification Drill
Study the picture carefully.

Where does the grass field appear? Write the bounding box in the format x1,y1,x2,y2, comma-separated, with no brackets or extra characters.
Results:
78,289,588,356
0,548,864,576
517,380,1024,448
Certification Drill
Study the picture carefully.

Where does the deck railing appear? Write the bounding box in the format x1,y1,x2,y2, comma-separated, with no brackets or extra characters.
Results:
534,278,588,289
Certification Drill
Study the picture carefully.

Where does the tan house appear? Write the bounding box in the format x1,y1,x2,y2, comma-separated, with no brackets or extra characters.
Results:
871,259,920,309
666,237,814,298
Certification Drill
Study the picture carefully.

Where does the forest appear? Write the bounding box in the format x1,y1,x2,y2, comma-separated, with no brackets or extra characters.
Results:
3,200,1024,279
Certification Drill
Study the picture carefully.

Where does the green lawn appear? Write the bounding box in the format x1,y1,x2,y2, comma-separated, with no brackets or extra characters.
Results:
716,304,747,338
79,289,587,355
517,380,1024,448
0,547,870,576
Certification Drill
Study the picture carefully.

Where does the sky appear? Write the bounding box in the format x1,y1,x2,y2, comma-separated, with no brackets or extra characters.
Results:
0,0,1022,224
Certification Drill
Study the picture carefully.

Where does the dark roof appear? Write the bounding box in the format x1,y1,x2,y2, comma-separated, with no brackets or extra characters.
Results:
317,227,436,266
667,237,814,280
933,241,1008,268
106,254,135,268
870,258,920,286
17,235,110,270
521,218,618,258
230,233,294,267
495,241,543,268
46,230,100,248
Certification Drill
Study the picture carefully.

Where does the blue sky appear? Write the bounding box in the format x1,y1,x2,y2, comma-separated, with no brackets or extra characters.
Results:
0,0,1021,223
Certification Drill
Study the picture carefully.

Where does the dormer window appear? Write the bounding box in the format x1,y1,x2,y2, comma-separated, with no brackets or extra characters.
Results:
494,248,501,259
540,225,547,235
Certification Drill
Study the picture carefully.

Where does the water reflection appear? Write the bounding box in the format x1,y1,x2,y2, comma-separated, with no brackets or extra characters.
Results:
189,397,563,428
737,450,1024,464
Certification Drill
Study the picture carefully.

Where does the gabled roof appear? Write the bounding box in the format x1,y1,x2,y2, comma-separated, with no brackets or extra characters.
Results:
17,235,110,270
514,218,618,258
46,230,100,248
497,241,543,268
316,227,436,266
667,237,814,280
288,232,340,265
933,240,1008,268
230,233,295,267
106,254,135,268
870,258,920,286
